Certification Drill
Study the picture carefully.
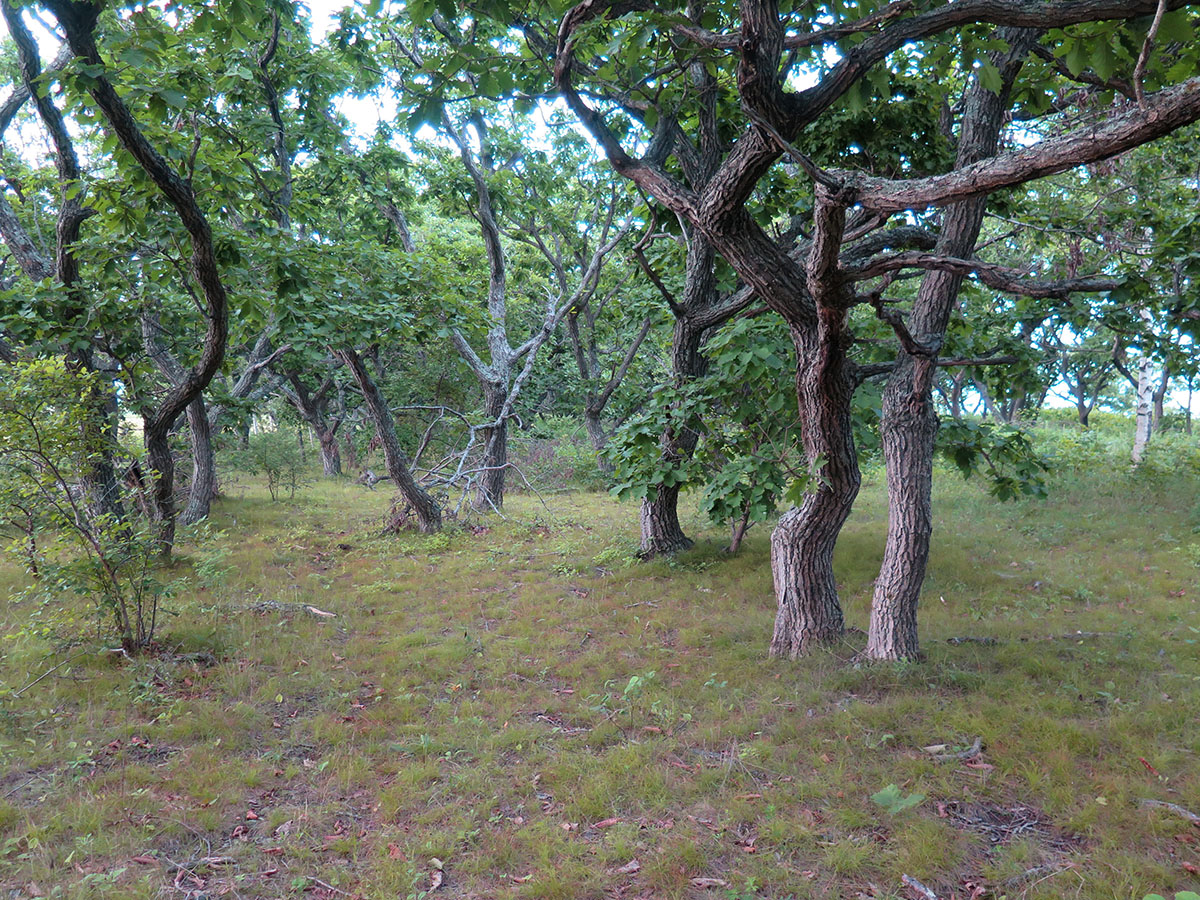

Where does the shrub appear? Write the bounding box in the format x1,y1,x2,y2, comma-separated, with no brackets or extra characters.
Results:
230,430,308,500
0,357,175,653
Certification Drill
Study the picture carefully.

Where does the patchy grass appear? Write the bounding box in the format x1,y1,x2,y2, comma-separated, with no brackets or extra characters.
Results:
0,458,1198,900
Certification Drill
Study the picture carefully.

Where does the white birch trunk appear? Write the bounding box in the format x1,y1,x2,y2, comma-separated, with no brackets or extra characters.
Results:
1131,356,1154,464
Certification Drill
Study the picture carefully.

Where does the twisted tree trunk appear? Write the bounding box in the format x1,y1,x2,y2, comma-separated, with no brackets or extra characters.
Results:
769,320,860,656
179,395,216,526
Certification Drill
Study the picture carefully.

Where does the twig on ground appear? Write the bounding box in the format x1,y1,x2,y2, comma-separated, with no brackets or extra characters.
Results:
10,651,89,698
901,873,940,899
1140,799,1200,825
928,736,983,761
310,876,353,895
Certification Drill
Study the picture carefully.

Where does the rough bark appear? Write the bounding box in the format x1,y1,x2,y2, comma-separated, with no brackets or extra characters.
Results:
180,395,216,526
475,379,508,511
339,348,442,532
48,1,230,554
769,321,860,656
867,28,1036,661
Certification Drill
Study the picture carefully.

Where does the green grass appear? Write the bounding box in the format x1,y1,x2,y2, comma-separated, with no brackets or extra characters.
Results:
0,457,1198,899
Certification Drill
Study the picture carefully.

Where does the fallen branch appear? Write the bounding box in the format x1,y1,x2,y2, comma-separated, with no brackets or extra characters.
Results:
1140,799,1200,825
927,736,983,761
901,873,940,900
9,651,89,698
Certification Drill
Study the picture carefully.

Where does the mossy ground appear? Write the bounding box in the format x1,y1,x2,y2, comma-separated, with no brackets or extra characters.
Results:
0,458,1198,899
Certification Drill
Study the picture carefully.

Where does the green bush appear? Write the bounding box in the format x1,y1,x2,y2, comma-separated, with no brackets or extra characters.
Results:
229,430,308,500
0,358,175,653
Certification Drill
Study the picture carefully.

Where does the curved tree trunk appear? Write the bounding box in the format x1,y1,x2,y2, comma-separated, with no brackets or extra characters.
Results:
866,28,1037,660
180,394,216,526
340,348,441,532
769,322,860,657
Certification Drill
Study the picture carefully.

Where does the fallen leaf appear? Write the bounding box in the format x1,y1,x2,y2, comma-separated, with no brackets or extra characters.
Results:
245,810,259,820
264,847,284,856
560,822,578,831
388,843,402,859
1183,862,1199,875
131,855,156,865
593,817,621,829
691,877,729,889
735,793,763,801
614,858,641,874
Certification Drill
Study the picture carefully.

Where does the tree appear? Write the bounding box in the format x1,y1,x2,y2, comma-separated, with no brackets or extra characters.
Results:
552,0,1200,657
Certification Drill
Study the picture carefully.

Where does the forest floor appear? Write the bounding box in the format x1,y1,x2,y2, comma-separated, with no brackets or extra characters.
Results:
0,462,1198,900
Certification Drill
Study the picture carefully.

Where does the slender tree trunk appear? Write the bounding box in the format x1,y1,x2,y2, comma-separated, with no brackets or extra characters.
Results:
638,326,705,555
180,395,216,526
144,420,177,553
868,356,938,659
76,367,129,527
639,303,708,557
1132,356,1154,463
340,348,441,532
342,429,359,471
475,379,508,511
769,323,860,657
867,28,1036,661
1152,362,1170,429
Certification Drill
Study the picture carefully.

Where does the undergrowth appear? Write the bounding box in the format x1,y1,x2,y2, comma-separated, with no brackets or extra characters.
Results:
0,447,1197,899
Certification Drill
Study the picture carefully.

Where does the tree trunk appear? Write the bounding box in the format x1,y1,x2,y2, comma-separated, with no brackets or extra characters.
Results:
475,379,508,511
1132,356,1154,463
180,394,216,526
583,405,612,473
76,369,129,527
638,308,708,557
867,356,937,660
318,426,342,477
340,348,441,532
867,28,1036,661
144,418,177,553
769,322,860,657
1152,362,1170,429
342,429,359,471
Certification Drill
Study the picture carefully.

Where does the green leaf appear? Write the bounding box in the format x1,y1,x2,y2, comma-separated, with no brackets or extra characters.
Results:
870,783,925,814
976,61,1002,94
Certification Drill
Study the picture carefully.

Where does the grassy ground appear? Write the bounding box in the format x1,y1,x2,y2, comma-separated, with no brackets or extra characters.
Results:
0,457,1198,900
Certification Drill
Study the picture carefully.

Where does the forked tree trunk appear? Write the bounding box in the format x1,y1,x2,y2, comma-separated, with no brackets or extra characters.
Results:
340,348,441,532
180,395,216,526
769,323,860,657
475,380,508,511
